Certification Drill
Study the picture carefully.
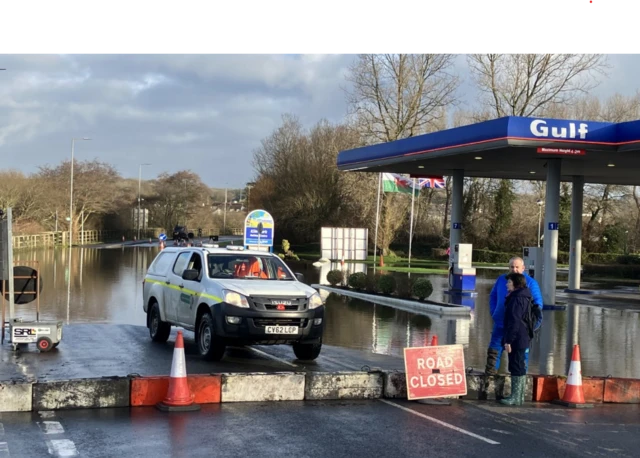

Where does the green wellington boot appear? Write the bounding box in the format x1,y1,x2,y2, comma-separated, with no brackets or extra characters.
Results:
500,376,526,406
517,376,527,405
499,376,517,405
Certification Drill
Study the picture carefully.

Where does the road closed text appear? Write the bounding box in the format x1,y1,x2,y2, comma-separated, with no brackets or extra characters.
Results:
404,344,467,399
410,372,464,388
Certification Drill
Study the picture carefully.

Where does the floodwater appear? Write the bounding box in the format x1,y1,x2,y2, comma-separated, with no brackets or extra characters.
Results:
8,245,640,379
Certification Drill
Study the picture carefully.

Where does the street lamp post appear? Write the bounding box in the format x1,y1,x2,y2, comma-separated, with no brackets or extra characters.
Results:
223,187,228,234
137,163,151,240
67,137,90,325
246,182,255,211
69,137,91,247
536,199,544,247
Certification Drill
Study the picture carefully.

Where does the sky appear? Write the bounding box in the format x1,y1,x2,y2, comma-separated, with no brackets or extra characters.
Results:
1,54,640,188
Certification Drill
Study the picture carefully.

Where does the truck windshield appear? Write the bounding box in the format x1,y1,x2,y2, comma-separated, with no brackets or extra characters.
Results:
207,254,294,280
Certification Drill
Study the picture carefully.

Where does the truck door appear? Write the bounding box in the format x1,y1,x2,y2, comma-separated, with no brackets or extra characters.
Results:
177,252,205,326
167,251,192,323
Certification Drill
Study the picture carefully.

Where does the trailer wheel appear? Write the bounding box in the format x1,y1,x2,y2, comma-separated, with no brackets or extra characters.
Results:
37,337,53,352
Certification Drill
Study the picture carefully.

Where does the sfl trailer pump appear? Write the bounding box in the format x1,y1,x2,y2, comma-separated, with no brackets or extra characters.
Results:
2,207,63,352
9,318,63,352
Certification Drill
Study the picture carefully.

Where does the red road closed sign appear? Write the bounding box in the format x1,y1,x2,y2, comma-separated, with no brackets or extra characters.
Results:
404,344,467,400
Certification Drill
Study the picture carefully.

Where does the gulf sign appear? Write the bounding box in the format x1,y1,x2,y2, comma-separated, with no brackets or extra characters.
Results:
403,344,467,400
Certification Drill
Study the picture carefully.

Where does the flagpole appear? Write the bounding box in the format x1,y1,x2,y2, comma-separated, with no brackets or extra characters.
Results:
373,173,382,267
408,178,417,269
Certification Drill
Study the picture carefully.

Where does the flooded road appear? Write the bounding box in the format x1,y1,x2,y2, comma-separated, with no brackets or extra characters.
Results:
10,245,640,379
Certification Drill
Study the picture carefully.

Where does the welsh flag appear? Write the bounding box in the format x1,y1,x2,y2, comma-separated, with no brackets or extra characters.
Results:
382,173,415,194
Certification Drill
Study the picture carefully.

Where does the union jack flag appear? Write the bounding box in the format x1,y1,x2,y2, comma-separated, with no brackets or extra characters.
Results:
418,177,445,189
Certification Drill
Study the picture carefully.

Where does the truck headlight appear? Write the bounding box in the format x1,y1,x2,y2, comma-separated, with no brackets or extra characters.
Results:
308,292,323,309
223,290,250,308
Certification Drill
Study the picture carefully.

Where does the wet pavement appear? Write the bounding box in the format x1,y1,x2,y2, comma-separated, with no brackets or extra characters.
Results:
0,324,404,382
0,400,638,457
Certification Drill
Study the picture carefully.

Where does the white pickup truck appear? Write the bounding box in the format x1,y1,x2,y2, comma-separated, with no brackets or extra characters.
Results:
142,245,325,361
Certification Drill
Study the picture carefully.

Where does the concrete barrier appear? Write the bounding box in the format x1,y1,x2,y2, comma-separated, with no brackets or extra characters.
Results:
305,371,383,400
221,372,305,402
383,371,407,398
130,375,221,406
4,371,638,411
0,381,33,412
33,377,130,410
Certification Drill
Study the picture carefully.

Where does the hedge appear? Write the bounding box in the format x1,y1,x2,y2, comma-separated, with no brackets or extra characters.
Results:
334,274,436,302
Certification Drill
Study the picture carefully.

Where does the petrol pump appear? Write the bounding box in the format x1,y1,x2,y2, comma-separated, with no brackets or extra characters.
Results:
448,243,476,295
523,247,543,279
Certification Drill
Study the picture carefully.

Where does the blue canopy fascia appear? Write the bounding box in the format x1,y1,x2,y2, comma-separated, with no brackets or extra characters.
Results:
337,116,640,170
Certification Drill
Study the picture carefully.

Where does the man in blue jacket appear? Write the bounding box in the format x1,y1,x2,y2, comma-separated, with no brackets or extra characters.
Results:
485,257,543,375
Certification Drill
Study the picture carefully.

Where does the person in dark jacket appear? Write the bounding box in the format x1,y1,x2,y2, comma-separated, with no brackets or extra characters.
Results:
500,272,532,406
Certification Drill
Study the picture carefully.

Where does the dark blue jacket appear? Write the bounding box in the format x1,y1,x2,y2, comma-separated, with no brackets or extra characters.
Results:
490,273,543,327
502,287,532,350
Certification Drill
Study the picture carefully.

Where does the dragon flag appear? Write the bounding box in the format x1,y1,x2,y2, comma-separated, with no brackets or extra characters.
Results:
382,173,444,194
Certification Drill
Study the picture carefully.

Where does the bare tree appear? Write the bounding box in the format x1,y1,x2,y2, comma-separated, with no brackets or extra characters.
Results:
147,171,211,232
251,115,364,243
36,160,123,235
467,54,609,117
346,54,459,142
344,54,460,254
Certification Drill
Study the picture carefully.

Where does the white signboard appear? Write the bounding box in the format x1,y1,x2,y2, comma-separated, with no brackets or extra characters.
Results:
321,227,368,261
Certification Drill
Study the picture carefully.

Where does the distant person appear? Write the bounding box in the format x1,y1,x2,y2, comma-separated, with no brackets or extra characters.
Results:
499,272,532,406
485,256,543,376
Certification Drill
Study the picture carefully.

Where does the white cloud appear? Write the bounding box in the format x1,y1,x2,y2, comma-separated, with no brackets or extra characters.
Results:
156,132,208,144
1,54,639,188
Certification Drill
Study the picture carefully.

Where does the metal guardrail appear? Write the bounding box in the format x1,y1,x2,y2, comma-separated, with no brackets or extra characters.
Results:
11,227,244,249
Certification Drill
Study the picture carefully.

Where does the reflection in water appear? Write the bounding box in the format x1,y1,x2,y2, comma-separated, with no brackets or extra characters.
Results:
10,249,640,378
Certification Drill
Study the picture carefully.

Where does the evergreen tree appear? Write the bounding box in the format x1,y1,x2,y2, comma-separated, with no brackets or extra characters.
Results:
488,179,515,248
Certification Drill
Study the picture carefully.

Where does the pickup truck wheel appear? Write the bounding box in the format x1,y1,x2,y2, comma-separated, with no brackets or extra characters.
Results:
293,340,322,361
198,313,226,361
149,303,171,343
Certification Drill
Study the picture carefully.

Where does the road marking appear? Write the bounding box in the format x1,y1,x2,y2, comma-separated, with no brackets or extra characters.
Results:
246,347,299,368
38,422,64,435
46,439,77,457
379,400,501,445
0,442,9,458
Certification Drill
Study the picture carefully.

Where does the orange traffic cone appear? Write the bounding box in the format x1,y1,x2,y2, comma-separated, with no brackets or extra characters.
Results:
156,330,200,412
553,344,594,409
430,335,438,346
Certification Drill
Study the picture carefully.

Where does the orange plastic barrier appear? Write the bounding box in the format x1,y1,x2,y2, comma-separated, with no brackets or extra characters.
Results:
604,378,640,404
532,375,604,403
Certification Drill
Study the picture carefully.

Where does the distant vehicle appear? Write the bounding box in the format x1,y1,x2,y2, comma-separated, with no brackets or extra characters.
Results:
142,245,325,361
172,225,192,241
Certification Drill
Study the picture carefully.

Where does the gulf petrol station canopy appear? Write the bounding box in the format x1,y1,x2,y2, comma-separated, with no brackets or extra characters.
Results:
336,116,640,185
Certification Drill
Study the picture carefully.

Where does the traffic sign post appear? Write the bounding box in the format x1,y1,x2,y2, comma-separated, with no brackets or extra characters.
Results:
1,208,16,344
244,210,274,252
403,344,467,401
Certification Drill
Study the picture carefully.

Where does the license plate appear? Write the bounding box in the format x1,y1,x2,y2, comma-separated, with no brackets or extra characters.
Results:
265,326,299,335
